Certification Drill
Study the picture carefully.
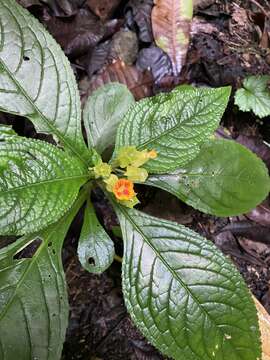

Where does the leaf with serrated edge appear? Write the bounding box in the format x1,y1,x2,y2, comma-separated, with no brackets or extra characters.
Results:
84,83,135,154
0,188,87,360
235,75,270,118
116,206,261,360
0,135,88,235
78,199,115,274
0,0,89,164
115,85,231,173
147,139,270,216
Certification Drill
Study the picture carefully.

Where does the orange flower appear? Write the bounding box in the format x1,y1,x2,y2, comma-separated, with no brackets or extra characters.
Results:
113,179,135,200
148,150,157,159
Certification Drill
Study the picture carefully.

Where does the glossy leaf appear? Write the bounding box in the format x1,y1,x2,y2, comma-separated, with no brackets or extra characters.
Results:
152,0,193,75
115,85,231,173
0,189,87,360
116,206,261,360
0,0,89,164
83,83,134,154
235,75,270,118
0,135,88,235
147,139,270,216
78,199,115,273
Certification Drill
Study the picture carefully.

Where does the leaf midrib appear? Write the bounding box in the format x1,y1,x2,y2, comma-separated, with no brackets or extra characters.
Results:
0,58,88,167
0,174,89,195
119,207,249,360
136,91,222,150
0,188,87,325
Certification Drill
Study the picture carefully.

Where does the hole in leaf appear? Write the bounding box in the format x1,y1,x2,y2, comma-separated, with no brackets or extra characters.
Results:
52,248,56,255
23,55,30,61
88,257,96,266
48,241,52,247
14,238,42,259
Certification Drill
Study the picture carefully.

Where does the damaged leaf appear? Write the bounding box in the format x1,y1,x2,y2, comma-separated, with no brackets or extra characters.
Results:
152,0,193,75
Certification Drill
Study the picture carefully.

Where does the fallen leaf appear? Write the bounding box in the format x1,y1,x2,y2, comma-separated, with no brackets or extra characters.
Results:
45,8,118,58
254,297,270,360
246,201,270,227
136,45,172,82
18,0,85,16
86,0,121,21
86,60,153,100
152,0,193,75
125,0,154,42
110,29,139,65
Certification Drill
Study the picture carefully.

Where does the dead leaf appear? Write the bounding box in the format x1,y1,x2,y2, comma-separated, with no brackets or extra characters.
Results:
136,45,172,82
110,29,139,65
86,0,121,21
86,59,153,101
246,201,270,227
152,0,193,76
254,297,270,360
125,0,154,43
45,8,118,58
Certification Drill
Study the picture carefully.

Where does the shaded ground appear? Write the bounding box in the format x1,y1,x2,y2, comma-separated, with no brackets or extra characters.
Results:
8,0,270,358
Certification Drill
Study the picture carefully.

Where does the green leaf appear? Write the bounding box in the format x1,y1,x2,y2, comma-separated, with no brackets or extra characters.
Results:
0,188,87,360
115,85,231,173
83,83,135,154
0,135,89,235
0,1,90,164
234,75,270,118
147,139,270,216
116,206,261,360
78,199,115,274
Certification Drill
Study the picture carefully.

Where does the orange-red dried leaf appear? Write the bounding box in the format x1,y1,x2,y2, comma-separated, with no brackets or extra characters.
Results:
152,0,193,76
87,60,153,100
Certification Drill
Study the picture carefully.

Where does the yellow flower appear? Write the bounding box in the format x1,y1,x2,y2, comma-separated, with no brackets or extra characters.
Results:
93,162,112,178
113,178,136,200
148,150,157,159
125,166,148,182
104,174,119,192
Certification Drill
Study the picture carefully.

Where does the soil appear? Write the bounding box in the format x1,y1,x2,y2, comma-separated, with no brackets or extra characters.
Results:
7,0,270,358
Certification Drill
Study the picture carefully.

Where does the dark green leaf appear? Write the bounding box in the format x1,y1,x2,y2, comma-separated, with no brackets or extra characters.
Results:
235,75,270,118
83,83,135,153
0,135,89,235
0,0,90,164
78,199,114,273
147,139,270,216
116,206,261,360
115,85,231,173
0,188,87,360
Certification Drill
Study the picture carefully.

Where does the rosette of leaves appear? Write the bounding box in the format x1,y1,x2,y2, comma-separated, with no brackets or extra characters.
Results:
0,1,269,360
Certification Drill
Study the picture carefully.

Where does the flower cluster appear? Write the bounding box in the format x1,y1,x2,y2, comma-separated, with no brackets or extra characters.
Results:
91,146,157,208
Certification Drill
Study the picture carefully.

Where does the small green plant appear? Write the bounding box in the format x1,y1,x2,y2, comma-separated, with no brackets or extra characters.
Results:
235,75,270,118
0,1,269,359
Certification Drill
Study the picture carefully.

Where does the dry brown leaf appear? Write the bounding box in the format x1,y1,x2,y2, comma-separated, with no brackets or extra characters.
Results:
87,0,121,21
254,297,270,360
86,60,153,101
152,0,193,76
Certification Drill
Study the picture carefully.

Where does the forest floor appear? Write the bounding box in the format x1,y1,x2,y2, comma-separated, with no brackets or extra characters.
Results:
12,0,270,358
